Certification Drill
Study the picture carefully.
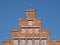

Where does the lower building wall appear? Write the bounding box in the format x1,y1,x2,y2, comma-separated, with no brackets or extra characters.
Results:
2,40,10,45
51,40,60,45
2,40,60,45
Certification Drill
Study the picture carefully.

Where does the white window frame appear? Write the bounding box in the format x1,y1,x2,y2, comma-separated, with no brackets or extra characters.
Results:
14,40,18,45
35,40,39,45
20,40,25,45
28,40,32,45
41,40,46,45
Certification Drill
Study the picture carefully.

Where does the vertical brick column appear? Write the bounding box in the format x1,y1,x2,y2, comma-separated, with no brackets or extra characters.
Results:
10,39,14,45
39,25,42,45
18,38,20,45
33,27,34,45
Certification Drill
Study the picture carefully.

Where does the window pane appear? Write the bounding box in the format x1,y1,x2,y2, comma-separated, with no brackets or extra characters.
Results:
35,40,39,45
14,40,18,45
41,40,46,45
28,21,33,26
21,29,26,34
20,40,25,45
35,28,39,33
28,28,33,34
28,40,32,45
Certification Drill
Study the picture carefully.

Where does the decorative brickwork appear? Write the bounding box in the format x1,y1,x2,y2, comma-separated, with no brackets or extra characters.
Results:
2,8,60,45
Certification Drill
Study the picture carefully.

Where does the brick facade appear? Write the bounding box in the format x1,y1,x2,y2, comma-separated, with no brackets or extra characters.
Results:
2,8,60,45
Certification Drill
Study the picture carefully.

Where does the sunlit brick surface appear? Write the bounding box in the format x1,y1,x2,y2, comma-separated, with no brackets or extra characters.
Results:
2,9,60,45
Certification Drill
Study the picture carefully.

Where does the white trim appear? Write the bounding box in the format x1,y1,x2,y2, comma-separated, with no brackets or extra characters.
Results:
41,37,46,38
21,26,40,28
20,37,25,38
13,37,46,39
13,37,18,38
34,37,40,38
21,26,27,27
20,37,40,38
34,26,40,27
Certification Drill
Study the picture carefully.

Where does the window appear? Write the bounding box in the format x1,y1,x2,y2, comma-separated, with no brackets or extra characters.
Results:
14,40,18,45
22,21,25,25
13,37,40,45
35,40,39,45
21,29,26,34
28,40,32,45
28,28,33,34
28,21,33,26
41,40,46,45
35,28,39,35
20,40,25,45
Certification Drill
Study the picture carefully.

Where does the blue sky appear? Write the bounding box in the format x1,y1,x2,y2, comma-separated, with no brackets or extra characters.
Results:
0,0,60,45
